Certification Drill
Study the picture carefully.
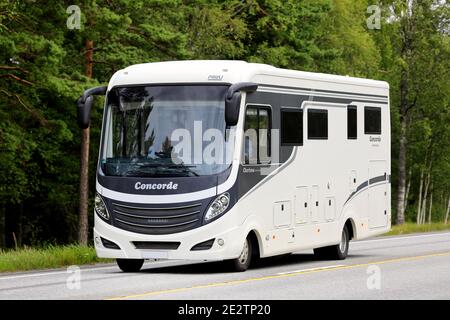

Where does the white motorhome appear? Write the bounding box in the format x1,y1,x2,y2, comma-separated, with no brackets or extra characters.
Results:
77,61,391,272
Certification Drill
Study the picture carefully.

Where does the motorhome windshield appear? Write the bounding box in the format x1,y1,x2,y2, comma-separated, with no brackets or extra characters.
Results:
100,85,233,177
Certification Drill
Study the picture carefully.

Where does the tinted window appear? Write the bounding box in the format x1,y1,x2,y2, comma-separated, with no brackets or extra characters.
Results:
244,106,271,164
347,105,357,139
258,108,271,163
308,109,328,140
281,109,303,145
364,107,381,134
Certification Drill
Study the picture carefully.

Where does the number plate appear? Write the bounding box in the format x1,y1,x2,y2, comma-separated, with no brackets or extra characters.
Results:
141,250,169,259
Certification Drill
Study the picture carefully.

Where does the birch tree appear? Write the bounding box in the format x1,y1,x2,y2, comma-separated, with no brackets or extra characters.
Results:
376,0,449,224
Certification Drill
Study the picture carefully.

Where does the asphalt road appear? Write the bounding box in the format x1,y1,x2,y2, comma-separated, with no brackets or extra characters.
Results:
1,232,449,300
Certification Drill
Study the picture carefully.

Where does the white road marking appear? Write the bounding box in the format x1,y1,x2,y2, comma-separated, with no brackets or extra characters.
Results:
0,266,118,281
276,265,345,275
1,232,448,281
0,260,184,281
353,232,450,244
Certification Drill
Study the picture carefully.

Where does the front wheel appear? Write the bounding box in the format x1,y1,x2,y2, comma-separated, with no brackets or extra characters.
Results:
314,225,350,260
116,259,144,272
229,237,252,272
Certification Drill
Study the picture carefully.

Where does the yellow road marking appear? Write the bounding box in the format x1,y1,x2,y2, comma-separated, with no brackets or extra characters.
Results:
106,251,450,300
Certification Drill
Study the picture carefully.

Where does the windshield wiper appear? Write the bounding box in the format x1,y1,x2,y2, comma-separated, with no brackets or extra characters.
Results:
166,164,200,176
122,164,199,177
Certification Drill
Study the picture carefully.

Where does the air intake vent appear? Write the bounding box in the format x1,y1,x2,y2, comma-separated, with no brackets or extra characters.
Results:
191,238,215,251
133,241,180,250
101,237,120,250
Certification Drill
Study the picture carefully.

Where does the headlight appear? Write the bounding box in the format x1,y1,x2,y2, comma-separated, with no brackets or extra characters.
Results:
94,193,109,220
204,193,230,222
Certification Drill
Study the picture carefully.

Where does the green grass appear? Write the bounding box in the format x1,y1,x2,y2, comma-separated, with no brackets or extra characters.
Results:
0,245,112,273
384,222,450,236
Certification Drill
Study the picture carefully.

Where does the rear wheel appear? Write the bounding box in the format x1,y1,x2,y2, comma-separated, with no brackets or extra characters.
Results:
116,259,144,272
314,225,350,260
230,237,252,272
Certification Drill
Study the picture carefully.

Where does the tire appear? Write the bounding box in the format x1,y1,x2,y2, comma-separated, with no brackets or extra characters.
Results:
230,237,252,272
313,225,350,260
116,258,144,272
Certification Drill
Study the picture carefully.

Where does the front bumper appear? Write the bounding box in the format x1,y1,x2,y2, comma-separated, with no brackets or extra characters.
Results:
93,211,245,261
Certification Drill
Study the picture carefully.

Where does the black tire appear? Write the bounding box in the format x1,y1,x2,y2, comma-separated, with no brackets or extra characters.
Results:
313,225,350,260
230,237,252,272
116,258,144,272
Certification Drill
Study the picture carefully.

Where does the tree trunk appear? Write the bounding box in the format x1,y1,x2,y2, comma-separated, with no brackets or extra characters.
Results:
420,172,431,225
78,39,94,245
78,127,90,245
17,202,23,247
427,186,433,224
445,197,449,225
396,118,407,225
416,169,424,224
420,197,426,225
404,168,411,213
84,39,94,78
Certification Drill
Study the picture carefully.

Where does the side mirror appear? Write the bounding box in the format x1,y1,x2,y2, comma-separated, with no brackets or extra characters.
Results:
224,82,258,126
76,86,107,129
225,92,242,126
77,96,94,129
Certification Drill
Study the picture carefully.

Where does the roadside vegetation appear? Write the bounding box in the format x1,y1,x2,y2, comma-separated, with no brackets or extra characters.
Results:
2,223,450,273
384,222,450,236
0,245,110,273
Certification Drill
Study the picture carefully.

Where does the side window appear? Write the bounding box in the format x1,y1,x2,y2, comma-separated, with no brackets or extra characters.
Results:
307,109,328,140
244,106,271,164
347,105,357,139
364,107,381,134
281,109,303,145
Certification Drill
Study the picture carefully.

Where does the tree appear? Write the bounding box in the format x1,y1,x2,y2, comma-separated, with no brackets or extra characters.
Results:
0,0,90,246
375,0,449,224
226,0,334,71
318,0,381,77
0,0,249,247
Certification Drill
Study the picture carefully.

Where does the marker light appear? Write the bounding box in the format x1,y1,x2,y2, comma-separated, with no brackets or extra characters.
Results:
204,193,230,222
94,193,110,220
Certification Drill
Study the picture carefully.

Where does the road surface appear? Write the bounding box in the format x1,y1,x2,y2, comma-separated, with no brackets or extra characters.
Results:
1,232,449,300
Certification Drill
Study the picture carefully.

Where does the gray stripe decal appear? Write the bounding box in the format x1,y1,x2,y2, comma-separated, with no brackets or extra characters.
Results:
344,174,390,206
258,83,389,99
257,90,388,105
239,148,298,201
369,174,387,185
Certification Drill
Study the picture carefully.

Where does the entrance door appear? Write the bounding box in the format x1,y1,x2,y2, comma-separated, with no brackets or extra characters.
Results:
368,160,388,228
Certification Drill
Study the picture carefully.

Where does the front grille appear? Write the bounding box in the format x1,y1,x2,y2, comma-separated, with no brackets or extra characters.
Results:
133,241,180,250
109,200,207,235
